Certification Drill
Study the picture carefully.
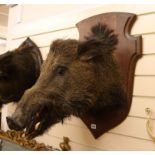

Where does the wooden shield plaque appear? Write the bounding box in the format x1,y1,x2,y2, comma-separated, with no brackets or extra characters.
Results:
76,12,142,138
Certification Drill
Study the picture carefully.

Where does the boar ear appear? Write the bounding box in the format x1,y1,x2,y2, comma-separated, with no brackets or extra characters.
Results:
78,40,103,61
18,37,35,50
78,23,118,61
23,37,34,46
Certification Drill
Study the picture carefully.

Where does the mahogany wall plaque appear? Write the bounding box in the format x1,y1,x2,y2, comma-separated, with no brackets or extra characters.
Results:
76,12,142,138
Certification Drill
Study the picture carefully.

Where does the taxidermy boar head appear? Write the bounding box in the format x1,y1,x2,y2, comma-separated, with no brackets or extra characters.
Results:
0,38,43,108
7,24,127,139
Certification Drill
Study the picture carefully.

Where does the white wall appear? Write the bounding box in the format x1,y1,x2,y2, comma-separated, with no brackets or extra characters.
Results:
0,43,6,53
1,4,155,150
0,26,7,39
0,5,8,53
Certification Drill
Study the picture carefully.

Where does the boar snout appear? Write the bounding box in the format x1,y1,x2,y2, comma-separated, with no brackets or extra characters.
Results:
6,116,24,131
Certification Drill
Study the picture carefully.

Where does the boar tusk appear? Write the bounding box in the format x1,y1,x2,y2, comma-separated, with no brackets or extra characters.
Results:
35,122,41,130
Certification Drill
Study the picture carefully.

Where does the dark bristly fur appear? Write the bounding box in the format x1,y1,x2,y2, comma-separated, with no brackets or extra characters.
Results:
85,24,118,53
0,38,43,108
7,24,127,139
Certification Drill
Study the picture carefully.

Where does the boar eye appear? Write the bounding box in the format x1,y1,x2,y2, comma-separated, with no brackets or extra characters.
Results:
56,66,67,76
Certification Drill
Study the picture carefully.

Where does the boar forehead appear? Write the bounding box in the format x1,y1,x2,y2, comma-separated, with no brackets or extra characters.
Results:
50,39,78,58
42,39,79,70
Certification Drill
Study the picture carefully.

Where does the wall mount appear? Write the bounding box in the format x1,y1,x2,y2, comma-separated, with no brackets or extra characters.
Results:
76,12,142,139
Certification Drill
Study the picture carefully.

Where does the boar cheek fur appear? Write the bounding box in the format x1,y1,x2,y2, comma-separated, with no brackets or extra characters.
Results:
10,24,127,137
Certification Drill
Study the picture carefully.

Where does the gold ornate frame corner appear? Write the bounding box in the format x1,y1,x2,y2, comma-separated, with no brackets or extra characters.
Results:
0,130,71,151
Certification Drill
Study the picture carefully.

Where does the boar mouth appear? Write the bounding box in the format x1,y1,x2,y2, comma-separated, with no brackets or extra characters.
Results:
7,105,48,139
24,105,51,139
24,110,43,139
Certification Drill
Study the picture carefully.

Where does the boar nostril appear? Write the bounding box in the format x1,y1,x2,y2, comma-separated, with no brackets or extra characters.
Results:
6,116,22,131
